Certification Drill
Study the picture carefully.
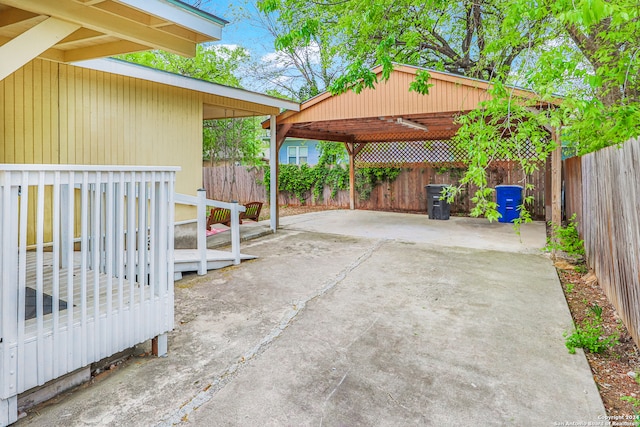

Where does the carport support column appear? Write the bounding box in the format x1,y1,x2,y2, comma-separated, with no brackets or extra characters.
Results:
347,142,356,210
551,127,562,256
270,115,279,231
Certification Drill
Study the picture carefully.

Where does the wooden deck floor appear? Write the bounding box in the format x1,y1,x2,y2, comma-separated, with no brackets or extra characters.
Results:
23,252,155,337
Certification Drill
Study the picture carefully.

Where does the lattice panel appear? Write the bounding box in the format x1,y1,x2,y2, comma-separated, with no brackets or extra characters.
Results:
355,140,539,168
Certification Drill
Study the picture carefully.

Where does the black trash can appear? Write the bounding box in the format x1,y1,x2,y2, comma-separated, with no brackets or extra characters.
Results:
495,185,523,223
426,184,450,220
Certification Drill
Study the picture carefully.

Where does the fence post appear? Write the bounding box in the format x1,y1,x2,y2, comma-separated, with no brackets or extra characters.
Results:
230,201,241,265
197,189,207,275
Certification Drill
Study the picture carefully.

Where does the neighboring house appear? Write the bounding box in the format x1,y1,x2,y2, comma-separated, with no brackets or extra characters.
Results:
279,138,320,165
0,1,297,425
260,132,321,165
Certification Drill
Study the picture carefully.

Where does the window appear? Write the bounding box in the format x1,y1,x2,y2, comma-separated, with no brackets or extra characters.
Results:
287,146,308,165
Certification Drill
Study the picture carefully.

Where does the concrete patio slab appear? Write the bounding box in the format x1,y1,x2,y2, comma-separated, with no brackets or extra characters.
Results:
15,210,604,426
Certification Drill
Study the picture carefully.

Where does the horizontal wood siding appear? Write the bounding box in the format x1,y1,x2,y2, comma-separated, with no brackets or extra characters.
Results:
570,138,640,347
284,69,491,124
203,162,546,219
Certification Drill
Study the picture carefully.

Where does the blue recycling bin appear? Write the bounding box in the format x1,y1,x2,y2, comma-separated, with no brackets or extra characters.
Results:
496,185,523,223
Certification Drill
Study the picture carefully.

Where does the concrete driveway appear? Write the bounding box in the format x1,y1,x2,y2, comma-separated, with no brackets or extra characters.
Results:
17,210,604,426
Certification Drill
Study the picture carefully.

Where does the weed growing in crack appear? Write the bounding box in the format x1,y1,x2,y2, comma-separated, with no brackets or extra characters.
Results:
589,303,604,321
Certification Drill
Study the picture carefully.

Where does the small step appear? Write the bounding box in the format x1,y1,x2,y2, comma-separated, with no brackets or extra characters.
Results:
173,249,256,280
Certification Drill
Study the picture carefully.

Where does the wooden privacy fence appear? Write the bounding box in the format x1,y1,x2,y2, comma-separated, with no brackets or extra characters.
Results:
203,163,546,219
563,137,640,347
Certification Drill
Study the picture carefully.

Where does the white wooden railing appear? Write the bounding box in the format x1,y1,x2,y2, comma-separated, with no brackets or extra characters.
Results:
174,189,245,275
0,165,177,426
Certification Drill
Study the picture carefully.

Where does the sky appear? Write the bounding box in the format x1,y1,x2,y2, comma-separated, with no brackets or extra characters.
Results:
197,1,276,62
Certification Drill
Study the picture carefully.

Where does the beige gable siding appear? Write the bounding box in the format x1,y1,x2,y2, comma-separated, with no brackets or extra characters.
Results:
1,60,60,164
283,69,492,124
1,59,203,221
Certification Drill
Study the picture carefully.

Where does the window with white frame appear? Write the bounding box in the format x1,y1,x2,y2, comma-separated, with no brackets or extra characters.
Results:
287,146,308,165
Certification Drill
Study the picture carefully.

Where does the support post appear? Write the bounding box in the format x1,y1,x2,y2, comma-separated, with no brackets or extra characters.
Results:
230,201,241,265
348,143,356,210
151,333,168,357
269,115,279,232
0,17,80,81
0,396,18,426
551,128,562,257
196,189,207,275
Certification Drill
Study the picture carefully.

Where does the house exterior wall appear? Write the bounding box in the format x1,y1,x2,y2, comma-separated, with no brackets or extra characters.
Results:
278,139,320,165
0,59,203,222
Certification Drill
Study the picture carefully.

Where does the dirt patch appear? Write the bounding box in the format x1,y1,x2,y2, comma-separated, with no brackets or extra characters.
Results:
556,260,640,419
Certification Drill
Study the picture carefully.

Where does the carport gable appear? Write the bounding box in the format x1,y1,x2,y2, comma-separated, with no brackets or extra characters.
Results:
267,63,549,146
264,64,556,216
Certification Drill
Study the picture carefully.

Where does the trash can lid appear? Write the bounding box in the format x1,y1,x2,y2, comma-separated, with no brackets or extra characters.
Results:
495,185,523,189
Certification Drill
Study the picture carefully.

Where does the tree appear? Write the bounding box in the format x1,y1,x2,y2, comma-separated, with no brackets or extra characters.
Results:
229,1,342,101
259,0,640,222
118,44,247,87
259,0,554,83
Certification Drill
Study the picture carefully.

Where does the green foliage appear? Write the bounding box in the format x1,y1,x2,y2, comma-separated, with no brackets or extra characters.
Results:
117,44,249,87
565,283,574,293
448,85,553,222
620,396,640,427
317,142,348,166
564,317,618,355
259,0,550,82
203,117,264,166
574,264,588,274
258,0,640,221
545,214,585,256
355,167,402,201
589,303,603,321
261,164,349,204
261,164,400,203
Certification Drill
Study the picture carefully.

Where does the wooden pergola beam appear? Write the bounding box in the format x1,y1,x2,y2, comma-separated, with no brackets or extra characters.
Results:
285,128,354,144
1,0,196,57
0,17,80,81
63,39,148,62
0,6,39,27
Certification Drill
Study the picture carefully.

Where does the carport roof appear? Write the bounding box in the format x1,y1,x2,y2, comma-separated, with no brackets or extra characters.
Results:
264,64,555,144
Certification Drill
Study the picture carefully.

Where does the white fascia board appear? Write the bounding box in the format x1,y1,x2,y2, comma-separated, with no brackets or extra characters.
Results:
75,58,300,112
118,0,225,40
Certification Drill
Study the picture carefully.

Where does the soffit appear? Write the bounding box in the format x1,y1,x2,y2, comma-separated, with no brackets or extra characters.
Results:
0,0,225,62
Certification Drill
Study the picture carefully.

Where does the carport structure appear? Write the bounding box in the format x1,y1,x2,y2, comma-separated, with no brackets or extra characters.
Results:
264,64,562,228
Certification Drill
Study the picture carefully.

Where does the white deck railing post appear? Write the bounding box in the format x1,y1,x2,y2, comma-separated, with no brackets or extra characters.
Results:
230,201,241,265
0,164,178,423
196,189,207,275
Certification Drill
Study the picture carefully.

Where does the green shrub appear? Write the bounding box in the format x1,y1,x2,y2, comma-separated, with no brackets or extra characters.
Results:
545,213,585,256
564,317,618,354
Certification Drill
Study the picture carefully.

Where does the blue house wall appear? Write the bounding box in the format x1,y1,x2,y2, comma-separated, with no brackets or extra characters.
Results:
278,139,321,165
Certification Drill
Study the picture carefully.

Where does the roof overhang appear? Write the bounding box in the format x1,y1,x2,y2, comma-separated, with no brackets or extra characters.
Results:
76,58,301,118
264,64,560,144
0,0,227,80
